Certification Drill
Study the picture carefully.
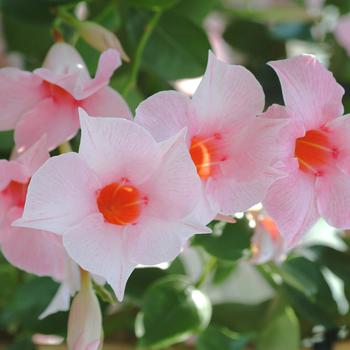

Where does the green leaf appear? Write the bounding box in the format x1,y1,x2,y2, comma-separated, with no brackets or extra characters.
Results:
197,326,250,350
0,131,14,158
128,0,180,10
128,11,211,80
173,0,219,25
257,307,300,350
212,300,272,333
192,218,253,262
137,275,212,349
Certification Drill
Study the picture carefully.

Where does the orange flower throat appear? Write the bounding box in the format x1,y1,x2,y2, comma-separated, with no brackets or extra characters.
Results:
97,182,147,226
294,129,338,175
189,133,226,180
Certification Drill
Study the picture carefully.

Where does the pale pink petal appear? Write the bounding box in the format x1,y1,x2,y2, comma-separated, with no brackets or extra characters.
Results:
41,43,89,75
221,116,288,182
15,135,49,176
0,68,46,130
316,166,350,228
76,49,122,100
135,90,198,143
127,217,210,266
39,284,71,319
325,115,350,175
63,214,135,301
215,214,236,223
207,170,280,215
14,97,79,151
14,153,101,235
269,55,344,130
1,207,65,280
0,160,26,191
141,129,202,221
192,51,265,132
335,15,350,57
263,169,319,247
78,109,160,185
80,86,132,119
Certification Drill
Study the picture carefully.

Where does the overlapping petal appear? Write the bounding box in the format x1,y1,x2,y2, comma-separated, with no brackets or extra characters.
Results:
269,55,344,129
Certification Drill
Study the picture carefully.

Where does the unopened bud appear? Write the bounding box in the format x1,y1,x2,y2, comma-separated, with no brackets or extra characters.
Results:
67,270,103,350
79,21,129,62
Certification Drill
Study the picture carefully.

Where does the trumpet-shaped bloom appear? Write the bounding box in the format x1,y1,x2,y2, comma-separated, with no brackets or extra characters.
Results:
263,55,350,247
0,43,131,152
15,109,209,300
135,52,286,222
0,137,65,279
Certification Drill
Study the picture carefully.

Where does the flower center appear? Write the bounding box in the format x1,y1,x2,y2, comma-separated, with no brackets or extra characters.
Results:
97,182,146,226
189,133,225,180
44,81,76,104
3,181,28,207
294,129,337,176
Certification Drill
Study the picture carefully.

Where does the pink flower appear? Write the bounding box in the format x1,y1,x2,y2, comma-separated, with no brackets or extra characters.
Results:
0,137,65,279
135,52,286,223
0,42,131,152
335,14,350,56
262,54,349,248
14,109,209,300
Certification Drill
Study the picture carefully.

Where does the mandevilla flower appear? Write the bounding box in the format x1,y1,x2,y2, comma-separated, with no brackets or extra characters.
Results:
0,42,131,152
263,54,350,247
14,109,210,300
0,137,65,279
135,52,286,222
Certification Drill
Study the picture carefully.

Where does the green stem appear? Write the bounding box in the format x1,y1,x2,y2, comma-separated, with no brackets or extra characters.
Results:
122,10,162,98
58,141,72,154
195,257,217,289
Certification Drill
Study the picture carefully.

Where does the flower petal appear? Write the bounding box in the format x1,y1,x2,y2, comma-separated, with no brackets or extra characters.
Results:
39,284,71,319
14,97,79,152
135,90,198,143
0,68,46,130
14,153,100,235
1,207,65,280
141,129,202,221
326,115,350,175
79,109,160,185
192,51,265,132
263,169,319,247
80,86,132,119
316,166,350,228
63,214,135,301
207,170,279,215
127,217,210,266
221,116,288,182
269,55,344,129
0,160,26,191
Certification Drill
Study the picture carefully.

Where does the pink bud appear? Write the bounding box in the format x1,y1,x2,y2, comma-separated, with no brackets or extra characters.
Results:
67,270,102,350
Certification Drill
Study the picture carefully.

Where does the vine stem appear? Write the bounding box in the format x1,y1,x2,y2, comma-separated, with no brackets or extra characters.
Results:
58,141,72,154
195,257,217,289
122,10,162,98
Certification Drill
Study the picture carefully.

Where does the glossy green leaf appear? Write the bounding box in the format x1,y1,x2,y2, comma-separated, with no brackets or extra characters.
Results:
137,275,212,349
257,307,300,350
127,0,179,10
192,218,253,261
138,11,211,80
197,326,250,350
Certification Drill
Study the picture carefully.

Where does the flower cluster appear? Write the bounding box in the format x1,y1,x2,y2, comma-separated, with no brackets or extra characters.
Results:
1,42,350,347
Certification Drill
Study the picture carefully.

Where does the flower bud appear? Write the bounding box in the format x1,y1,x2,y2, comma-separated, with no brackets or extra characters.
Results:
67,270,102,350
78,21,129,62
